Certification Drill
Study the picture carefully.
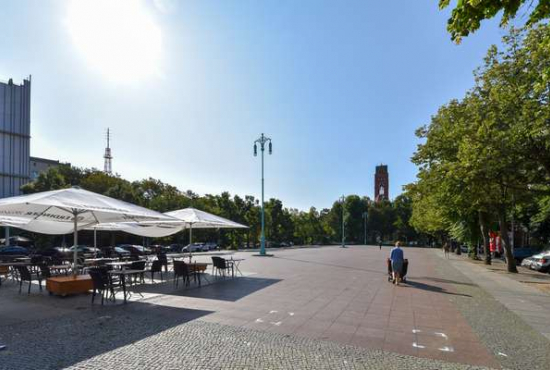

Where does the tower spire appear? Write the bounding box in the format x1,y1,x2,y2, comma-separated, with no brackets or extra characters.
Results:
104,128,113,175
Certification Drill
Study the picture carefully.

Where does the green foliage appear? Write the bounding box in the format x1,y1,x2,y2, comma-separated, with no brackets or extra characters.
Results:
409,24,550,271
439,0,550,42
20,164,422,248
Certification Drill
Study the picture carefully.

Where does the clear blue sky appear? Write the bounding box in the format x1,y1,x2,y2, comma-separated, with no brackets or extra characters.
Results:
0,0,510,210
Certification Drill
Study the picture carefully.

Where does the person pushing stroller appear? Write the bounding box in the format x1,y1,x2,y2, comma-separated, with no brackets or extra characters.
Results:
390,241,405,285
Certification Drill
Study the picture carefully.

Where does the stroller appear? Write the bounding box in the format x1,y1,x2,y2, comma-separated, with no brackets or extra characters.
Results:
387,258,408,283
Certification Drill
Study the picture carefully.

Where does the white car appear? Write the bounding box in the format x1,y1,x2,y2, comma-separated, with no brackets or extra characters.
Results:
521,256,535,269
181,243,206,253
529,252,550,273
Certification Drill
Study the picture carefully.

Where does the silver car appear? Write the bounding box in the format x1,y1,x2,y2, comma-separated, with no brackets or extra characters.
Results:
530,252,550,273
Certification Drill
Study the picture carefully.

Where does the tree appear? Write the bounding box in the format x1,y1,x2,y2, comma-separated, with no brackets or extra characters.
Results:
392,194,418,242
439,0,550,42
409,25,550,271
21,166,69,194
367,200,396,243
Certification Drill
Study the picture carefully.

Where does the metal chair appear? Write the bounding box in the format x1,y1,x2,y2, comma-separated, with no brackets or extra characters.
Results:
130,261,146,284
173,260,195,287
15,266,42,294
148,260,163,283
211,257,234,278
89,268,117,305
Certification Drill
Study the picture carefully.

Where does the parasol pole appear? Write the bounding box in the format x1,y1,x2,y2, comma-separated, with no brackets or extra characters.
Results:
73,210,78,276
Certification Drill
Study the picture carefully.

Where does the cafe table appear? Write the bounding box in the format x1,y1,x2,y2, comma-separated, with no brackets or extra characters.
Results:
108,269,145,303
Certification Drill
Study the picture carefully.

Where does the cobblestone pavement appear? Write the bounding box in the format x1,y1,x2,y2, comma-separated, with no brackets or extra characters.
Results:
431,252,550,370
1,246,549,369
1,304,492,370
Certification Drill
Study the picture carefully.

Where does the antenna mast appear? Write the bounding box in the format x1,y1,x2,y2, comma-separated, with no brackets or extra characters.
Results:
104,128,113,175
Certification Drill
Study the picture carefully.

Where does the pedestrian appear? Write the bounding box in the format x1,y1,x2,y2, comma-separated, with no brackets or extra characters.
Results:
378,237,382,250
443,243,450,258
390,241,404,285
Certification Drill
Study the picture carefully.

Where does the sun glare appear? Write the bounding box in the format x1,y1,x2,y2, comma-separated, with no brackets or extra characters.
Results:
66,0,162,83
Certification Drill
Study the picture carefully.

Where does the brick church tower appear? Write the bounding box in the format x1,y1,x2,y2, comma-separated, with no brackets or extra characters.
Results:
374,165,389,202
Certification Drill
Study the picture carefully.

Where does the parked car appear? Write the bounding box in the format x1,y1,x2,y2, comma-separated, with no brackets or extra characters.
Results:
204,243,218,251
529,251,550,273
119,244,150,256
69,245,102,257
0,245,29,256
55,247,72,254
101,246,131,258
168,244,182,252
39,248,67,259
149,245,171,254
0,235,32,246
513,247,540,263
181,243,206,253
521,256,536,269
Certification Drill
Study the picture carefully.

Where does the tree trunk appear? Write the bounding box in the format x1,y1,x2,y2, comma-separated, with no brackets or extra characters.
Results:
498,208,518,273
479,211,491,265
469,239,478,259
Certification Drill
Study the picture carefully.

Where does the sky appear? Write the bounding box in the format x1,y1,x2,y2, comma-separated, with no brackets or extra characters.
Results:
0,0,512,210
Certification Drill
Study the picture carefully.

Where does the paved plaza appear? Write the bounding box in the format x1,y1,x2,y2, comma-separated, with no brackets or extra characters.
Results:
1,246,550,369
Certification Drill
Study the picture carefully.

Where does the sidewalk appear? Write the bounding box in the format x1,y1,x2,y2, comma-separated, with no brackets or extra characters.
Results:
436,251,550,340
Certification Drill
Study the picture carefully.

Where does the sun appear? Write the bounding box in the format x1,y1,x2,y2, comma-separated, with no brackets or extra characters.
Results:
66,0,162,83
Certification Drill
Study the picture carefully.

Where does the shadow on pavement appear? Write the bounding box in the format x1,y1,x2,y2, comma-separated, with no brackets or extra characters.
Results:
415,276,475,286
136,276,281,302
0,301,212,369
404,280,472,297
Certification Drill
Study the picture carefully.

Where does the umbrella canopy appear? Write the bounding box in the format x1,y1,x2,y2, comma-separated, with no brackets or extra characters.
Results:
164,207,248,245
86,221,183,238
0,216,31,228
0,187,176,269
165,208,248,229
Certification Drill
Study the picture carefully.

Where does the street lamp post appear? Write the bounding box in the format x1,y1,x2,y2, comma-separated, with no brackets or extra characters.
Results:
254,133,272,256
362,211,367,245
341,195,346,248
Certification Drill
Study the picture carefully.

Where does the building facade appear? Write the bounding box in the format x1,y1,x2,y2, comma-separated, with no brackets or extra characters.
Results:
30,157,63,181
374,165,389,202
0,78,31,198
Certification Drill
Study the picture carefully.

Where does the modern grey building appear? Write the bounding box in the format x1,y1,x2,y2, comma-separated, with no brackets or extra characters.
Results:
0,78,31,198
30,156,64,181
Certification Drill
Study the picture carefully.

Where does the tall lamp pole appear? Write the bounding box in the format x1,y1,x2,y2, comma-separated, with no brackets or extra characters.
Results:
362,211,367,245
254,133,272,256
341,195,346,248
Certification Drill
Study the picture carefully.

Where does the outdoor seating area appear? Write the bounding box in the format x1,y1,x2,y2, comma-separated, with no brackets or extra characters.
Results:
0,187,249,306
0,252,245,305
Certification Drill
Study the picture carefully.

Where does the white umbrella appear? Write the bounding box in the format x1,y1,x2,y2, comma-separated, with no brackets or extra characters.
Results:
1,216,35,246
86,221,183,238
85,221,185,257
0,216,31,228
165,207,248,245
0,187,176,271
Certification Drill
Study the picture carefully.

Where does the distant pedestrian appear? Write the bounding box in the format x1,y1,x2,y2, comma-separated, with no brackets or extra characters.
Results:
390,241,404,285
443,243,450,258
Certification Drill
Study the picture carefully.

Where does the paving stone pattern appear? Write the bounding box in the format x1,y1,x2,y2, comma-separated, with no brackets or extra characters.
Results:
1,305,493,370
432,251,550,370
1,246,548,369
